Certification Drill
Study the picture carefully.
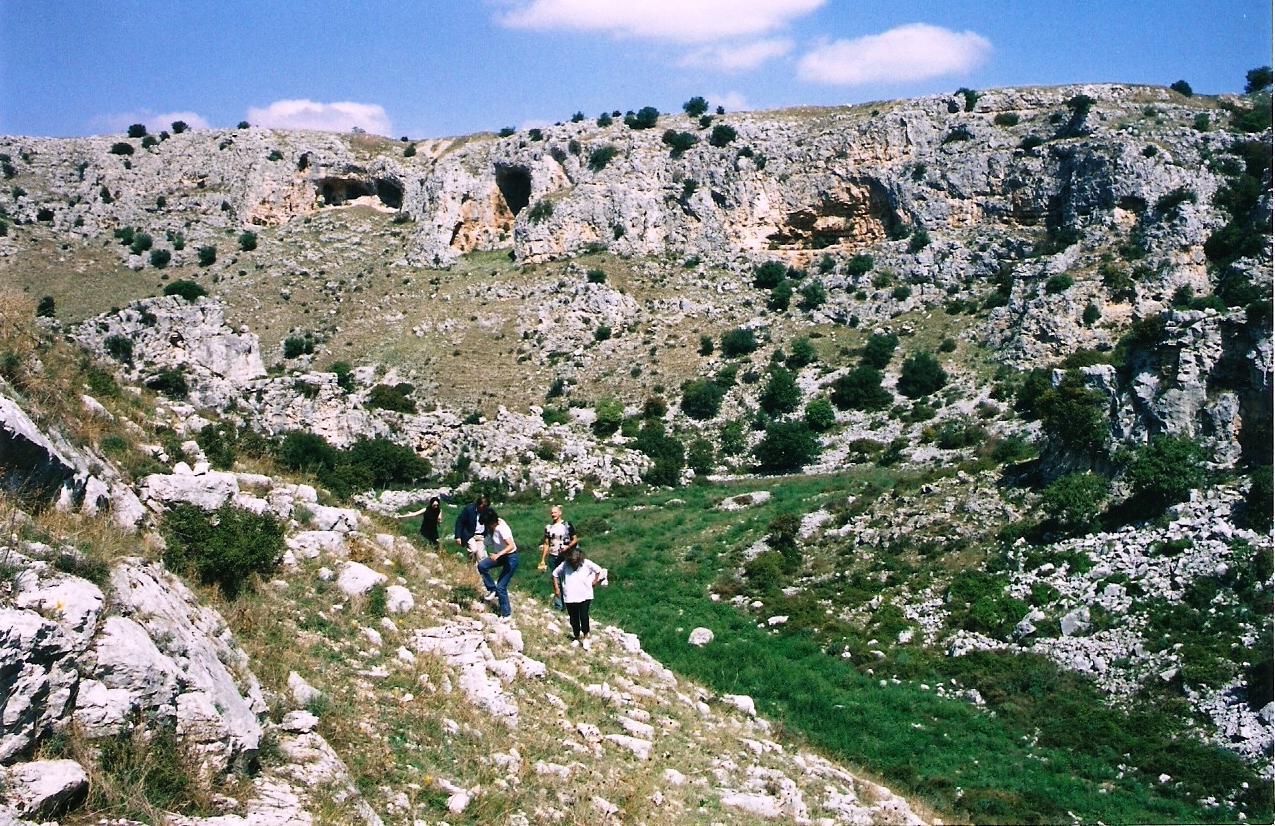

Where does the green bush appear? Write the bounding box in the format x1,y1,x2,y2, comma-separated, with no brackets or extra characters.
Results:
683,96,709,117
709,124,737,147
861,332,898,369
846,254,874,276
345,437,431,488
592,397,625,437
1041,472,1110,534
194,423,238,471
908,228,930,252
767,280,792,312
898,352,948,400
758,366,801,416
787,336,816,368
1082,303,1101,325
1037,372,1107,454
196,245,216,267
129,233,153,254
34,295,55,318
146,369,189,399
635,420,685,486
238,231,257,251
948,571,1026,639
662,130,697,156
1044,274,1073,294
586,268,606,283
798,280,826,311
804,397,836,431
686,437,715,474
282,336,312,359
720,327,758,357
830,366,892,411
149,249,171,268
754,420,819,473
588,145,619,171
956,87,979,112
104,334,134,364
161,504,284,598
624,107,660,130
993,112,1020,127
526,199,553,224
753,260,787,289
680,378,724,420
279,431,338,472
698,335,714,356
367,383,416,414
1245,66,1273,94
744,551,785,592
109,142,135,156
163,280,207,302
171,120,188,134
1126,435,1208,514
127,123,147,138
594,323,612,342
1168,80,1193,97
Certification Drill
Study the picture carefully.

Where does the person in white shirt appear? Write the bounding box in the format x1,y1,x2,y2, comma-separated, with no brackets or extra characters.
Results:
476,509,518,619
552,547,606,649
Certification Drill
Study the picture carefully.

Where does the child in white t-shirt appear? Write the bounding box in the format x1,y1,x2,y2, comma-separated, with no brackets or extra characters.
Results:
552,547,606,649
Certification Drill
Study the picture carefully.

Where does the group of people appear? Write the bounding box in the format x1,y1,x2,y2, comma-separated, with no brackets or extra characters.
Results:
397,495,605,647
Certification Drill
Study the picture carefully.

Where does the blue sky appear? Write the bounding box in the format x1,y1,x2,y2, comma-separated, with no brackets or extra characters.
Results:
1,1,1270,139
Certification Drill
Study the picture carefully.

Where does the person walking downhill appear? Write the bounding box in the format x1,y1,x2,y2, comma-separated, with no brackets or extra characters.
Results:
552,546,606,649
476,509,518,620
538,504,577,610
453,494,489,562
395,496,443,553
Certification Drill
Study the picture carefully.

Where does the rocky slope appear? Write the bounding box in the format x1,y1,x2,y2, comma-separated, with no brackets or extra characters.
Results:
0,81,1270,824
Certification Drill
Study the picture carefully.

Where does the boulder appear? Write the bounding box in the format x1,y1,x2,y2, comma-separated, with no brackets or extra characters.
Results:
1,759,87,819
336,561,387,596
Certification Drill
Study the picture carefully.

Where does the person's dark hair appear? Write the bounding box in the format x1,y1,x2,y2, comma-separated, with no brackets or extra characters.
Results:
476,494,490,509
564,546,584,568
482,508,499,528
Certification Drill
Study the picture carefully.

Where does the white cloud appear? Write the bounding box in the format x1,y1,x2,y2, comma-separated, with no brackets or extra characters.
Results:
679,39,792,72
797,23,991,85
245,100,392,135
497,0,824,43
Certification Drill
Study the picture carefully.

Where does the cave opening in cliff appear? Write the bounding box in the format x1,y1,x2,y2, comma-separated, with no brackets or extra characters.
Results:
494,165,532,216
375,179,403,210
319,178,372,206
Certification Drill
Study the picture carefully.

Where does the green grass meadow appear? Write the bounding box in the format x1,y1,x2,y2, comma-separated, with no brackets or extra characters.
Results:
460,474,1273,825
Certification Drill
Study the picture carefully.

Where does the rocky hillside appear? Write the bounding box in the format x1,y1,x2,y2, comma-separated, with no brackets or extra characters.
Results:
0,81,1270,824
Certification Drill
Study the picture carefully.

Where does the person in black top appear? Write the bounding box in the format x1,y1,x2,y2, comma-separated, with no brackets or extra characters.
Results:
395,496,443,552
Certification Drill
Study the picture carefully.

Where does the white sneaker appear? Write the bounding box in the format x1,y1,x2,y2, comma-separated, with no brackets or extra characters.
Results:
483,591,498,603
571,639,581,647
581,638,591,650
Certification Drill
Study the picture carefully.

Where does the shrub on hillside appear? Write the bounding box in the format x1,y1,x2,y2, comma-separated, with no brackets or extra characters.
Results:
145,368,189,399
804,397,836,431
624,107,660,130
161,503,284,598
279,431,338,472
588,144,619,171
846,254,874,276
994,112,1020,126
1247,465,1273,531
767,280,792,311
109,142,135,156
634,420,685,486
662,130,697,156
798,280,826,311
758,366,801,416
196,245,216,267
897,351,947,399
163,280,207,302
238,231,257,251
686,437,715,475
787,336,816,368
1125,435,1208,515
1041,472,1110,534
592,397,624,436
104,334,134,364
830,366,892,411
753,260,787,289
129,233,153,255
367,382,416,413
282,336,313,359
720,327,758,357
1045,274,1074,294
709,124,737,147
683,96,709,117
1037,371,1108,454
345,437,431,488
526,200,553,224
754,420,819,474
861,332,898,369
149,249,171,268
680,378,724,420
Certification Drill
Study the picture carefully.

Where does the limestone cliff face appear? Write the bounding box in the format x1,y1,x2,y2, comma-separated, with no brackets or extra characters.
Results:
0,84,1247,270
